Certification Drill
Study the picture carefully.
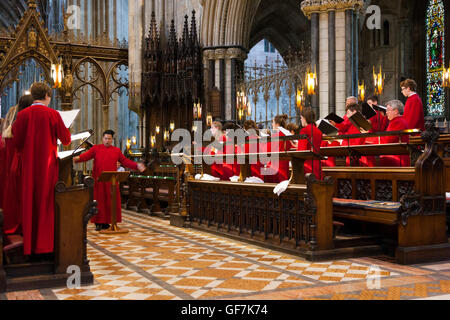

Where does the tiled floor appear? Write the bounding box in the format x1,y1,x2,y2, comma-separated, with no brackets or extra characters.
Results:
3,210,450,300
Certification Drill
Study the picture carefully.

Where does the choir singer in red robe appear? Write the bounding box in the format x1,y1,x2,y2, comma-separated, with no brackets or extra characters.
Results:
401,79,425,131
380,100,411,167
2,95,34,236
74,130,146,231
12,83,72,257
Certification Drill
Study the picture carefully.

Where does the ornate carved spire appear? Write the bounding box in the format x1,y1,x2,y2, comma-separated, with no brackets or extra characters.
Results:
27,0,37,10
190,10,198,45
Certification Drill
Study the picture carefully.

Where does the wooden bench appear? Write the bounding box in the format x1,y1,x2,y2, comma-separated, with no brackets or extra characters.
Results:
121,163,184,217
188,175,339,261
320,122,450,264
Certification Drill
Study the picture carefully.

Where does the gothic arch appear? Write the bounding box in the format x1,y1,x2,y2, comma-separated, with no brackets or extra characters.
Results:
72,56,107,105
201,0,309,56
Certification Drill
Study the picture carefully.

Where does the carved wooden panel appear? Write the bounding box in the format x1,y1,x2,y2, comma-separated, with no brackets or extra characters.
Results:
376,180,393,201
337,179,352,199
187,182,318,249
356,179,371,200
398,181,415,200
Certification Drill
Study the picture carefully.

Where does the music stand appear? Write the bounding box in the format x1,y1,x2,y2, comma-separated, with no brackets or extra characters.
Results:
98,171,130,234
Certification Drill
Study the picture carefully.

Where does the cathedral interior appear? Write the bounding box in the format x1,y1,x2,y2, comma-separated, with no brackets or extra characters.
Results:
0,0,450,304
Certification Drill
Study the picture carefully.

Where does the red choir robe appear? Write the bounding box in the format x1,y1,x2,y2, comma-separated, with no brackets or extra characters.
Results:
243,134,263,179
264,131,289,183
298,124,323,180
380,116,411,167
2,137,22,235
320,140,336,167
205,142,223,179
12,104,71,255
0,134,4,209
219,134,240,180
78,144,138,224
404,93,425,131
338,118,368,167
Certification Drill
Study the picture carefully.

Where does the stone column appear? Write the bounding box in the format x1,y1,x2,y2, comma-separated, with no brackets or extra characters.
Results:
215,49,227,121
310,12,320,115
319,12,329,118
129,0,145,144
328,9,336,114
345,9,353,98
227,47,248,124
335,10,346,115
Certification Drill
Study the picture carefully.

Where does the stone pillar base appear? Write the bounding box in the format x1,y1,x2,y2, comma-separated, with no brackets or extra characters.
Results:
170,213,190,228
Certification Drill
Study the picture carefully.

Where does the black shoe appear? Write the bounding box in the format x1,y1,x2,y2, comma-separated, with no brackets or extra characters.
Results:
95,224,102,231
102,224,111,230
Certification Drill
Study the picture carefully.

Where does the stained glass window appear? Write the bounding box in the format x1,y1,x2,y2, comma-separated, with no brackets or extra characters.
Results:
426,0,445,117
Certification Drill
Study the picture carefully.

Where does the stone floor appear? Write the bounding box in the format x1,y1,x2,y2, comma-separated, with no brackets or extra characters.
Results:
1,210,450,300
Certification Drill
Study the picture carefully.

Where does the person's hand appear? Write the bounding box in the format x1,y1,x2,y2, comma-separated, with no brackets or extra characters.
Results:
360,128,369,134
329,120,336,126
137,163,146,173
73,156,80,164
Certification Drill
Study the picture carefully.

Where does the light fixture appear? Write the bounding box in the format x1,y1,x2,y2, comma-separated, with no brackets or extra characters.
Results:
306,70,317,95
170,121,175,132
164,130,170,142
51,58,63,89
296,88,304,109
206,114,213,126
150,136,156,148
24,90,31,95
131,136,137,145
193,102,202,120
155,126,160,134
358,80,366,102
126,138,131,150
373,66,385,95
443,64,450,88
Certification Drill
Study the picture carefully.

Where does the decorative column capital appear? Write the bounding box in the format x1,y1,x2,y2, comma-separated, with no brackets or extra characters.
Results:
214,48,227,60
203,49,216,60
226,47,247,60
301,0,364,18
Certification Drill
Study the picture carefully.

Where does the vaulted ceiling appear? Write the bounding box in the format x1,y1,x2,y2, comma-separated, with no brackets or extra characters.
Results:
249,0,310,56
0,0,48,29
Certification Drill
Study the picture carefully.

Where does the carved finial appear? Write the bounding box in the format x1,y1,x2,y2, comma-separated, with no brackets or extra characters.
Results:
421,117,440,147
27,0,37,10
190,10,198,45
183,15,189,46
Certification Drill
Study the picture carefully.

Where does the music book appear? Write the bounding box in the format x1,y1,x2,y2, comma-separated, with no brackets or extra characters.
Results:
279,127,293,137
58,109,80,128
317,119,339,136
325,113,345,124
372,104,387,112
349,111,372,132
58,131,92,145
362,103,377,119
58,148,85,160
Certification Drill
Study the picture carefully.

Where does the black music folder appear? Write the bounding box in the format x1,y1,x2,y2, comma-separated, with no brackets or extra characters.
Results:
349,111,372,132
325,113,345,124
362,103,377,119
317,120,339,136
372,104,387,113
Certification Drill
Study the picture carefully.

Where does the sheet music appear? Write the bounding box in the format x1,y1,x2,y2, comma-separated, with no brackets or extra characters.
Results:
58,148,85,160
279,127,293,137
58,131,91,145
58,109,80,128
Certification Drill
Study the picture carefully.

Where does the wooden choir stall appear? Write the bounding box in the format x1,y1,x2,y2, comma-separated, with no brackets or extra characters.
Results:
176,119,450,265
0,135,97,293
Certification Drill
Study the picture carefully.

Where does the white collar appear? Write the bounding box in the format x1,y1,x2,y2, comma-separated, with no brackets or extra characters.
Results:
409,92,417,97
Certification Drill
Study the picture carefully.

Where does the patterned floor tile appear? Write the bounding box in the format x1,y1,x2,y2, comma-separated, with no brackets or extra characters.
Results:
0,211,425,300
